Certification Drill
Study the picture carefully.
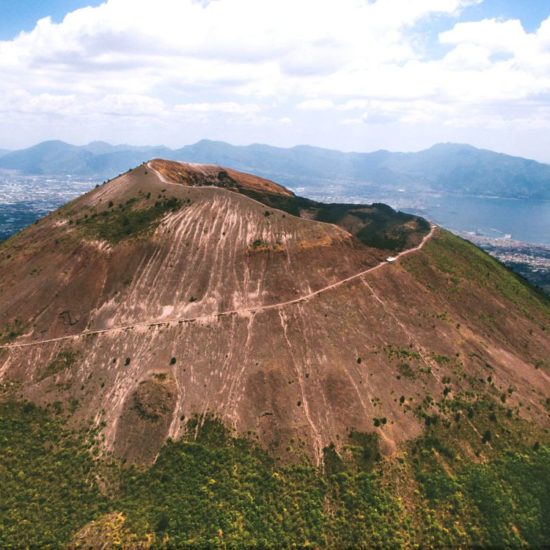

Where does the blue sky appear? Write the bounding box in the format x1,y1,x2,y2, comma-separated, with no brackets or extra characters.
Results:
465,0,550,32
1,0,550,161
0,1,103,39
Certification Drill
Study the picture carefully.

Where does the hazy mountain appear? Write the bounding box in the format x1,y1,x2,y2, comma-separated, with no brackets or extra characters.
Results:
80,141,121,155
1,140,549,199
86,147,174,178
82,141,173,156
0,140,94,174
176,141,550,199
387,143,550,199
0,140,174,178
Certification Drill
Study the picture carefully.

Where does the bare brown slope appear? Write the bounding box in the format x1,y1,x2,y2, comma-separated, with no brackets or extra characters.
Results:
0,163,380,343
0,162,548,466
149,158,294,197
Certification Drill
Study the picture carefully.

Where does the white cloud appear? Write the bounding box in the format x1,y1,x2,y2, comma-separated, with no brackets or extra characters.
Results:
440,18,529,53
0,0,549,159
175,102,260,114
297,99,335,111
95,94,166,116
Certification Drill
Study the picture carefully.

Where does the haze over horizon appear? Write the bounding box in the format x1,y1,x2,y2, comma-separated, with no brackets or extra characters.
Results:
1,0,550,162
5,137,550,167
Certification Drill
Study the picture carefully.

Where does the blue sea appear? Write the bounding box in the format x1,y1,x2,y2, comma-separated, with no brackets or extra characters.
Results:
403,195,550,246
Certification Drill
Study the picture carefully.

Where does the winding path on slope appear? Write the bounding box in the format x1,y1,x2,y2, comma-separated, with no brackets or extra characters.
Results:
0,224,436,350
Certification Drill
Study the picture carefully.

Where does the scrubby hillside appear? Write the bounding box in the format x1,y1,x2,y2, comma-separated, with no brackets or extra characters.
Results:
0,160,548,547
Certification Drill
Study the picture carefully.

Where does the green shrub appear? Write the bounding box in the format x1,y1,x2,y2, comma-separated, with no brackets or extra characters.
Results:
79,197,182,244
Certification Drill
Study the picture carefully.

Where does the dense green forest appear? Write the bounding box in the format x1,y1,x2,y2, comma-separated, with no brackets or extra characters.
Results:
0,400,548,548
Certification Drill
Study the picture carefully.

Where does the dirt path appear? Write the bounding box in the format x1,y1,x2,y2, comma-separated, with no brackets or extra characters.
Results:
0,224,435,350
0,164,436,351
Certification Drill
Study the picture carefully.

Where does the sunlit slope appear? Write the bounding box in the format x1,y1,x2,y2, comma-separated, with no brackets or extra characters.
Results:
0,161,547,468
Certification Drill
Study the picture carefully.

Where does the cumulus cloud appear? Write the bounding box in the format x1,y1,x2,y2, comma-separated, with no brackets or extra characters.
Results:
440,18,529,53
0,0,550,157
175,102,260,114
297,99,335,111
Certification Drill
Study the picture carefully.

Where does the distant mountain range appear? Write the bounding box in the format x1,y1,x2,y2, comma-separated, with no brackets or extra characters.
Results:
1,139,550,199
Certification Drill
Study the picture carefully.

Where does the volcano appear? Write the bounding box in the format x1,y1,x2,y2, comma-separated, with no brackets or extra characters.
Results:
0,160,547,469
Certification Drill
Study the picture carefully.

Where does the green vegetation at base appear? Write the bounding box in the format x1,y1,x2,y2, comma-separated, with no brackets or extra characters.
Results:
407,393,550,547
0,402,549,548
0,402,108,547
77,196,183,244
413,448,550,547
118,433,326,546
